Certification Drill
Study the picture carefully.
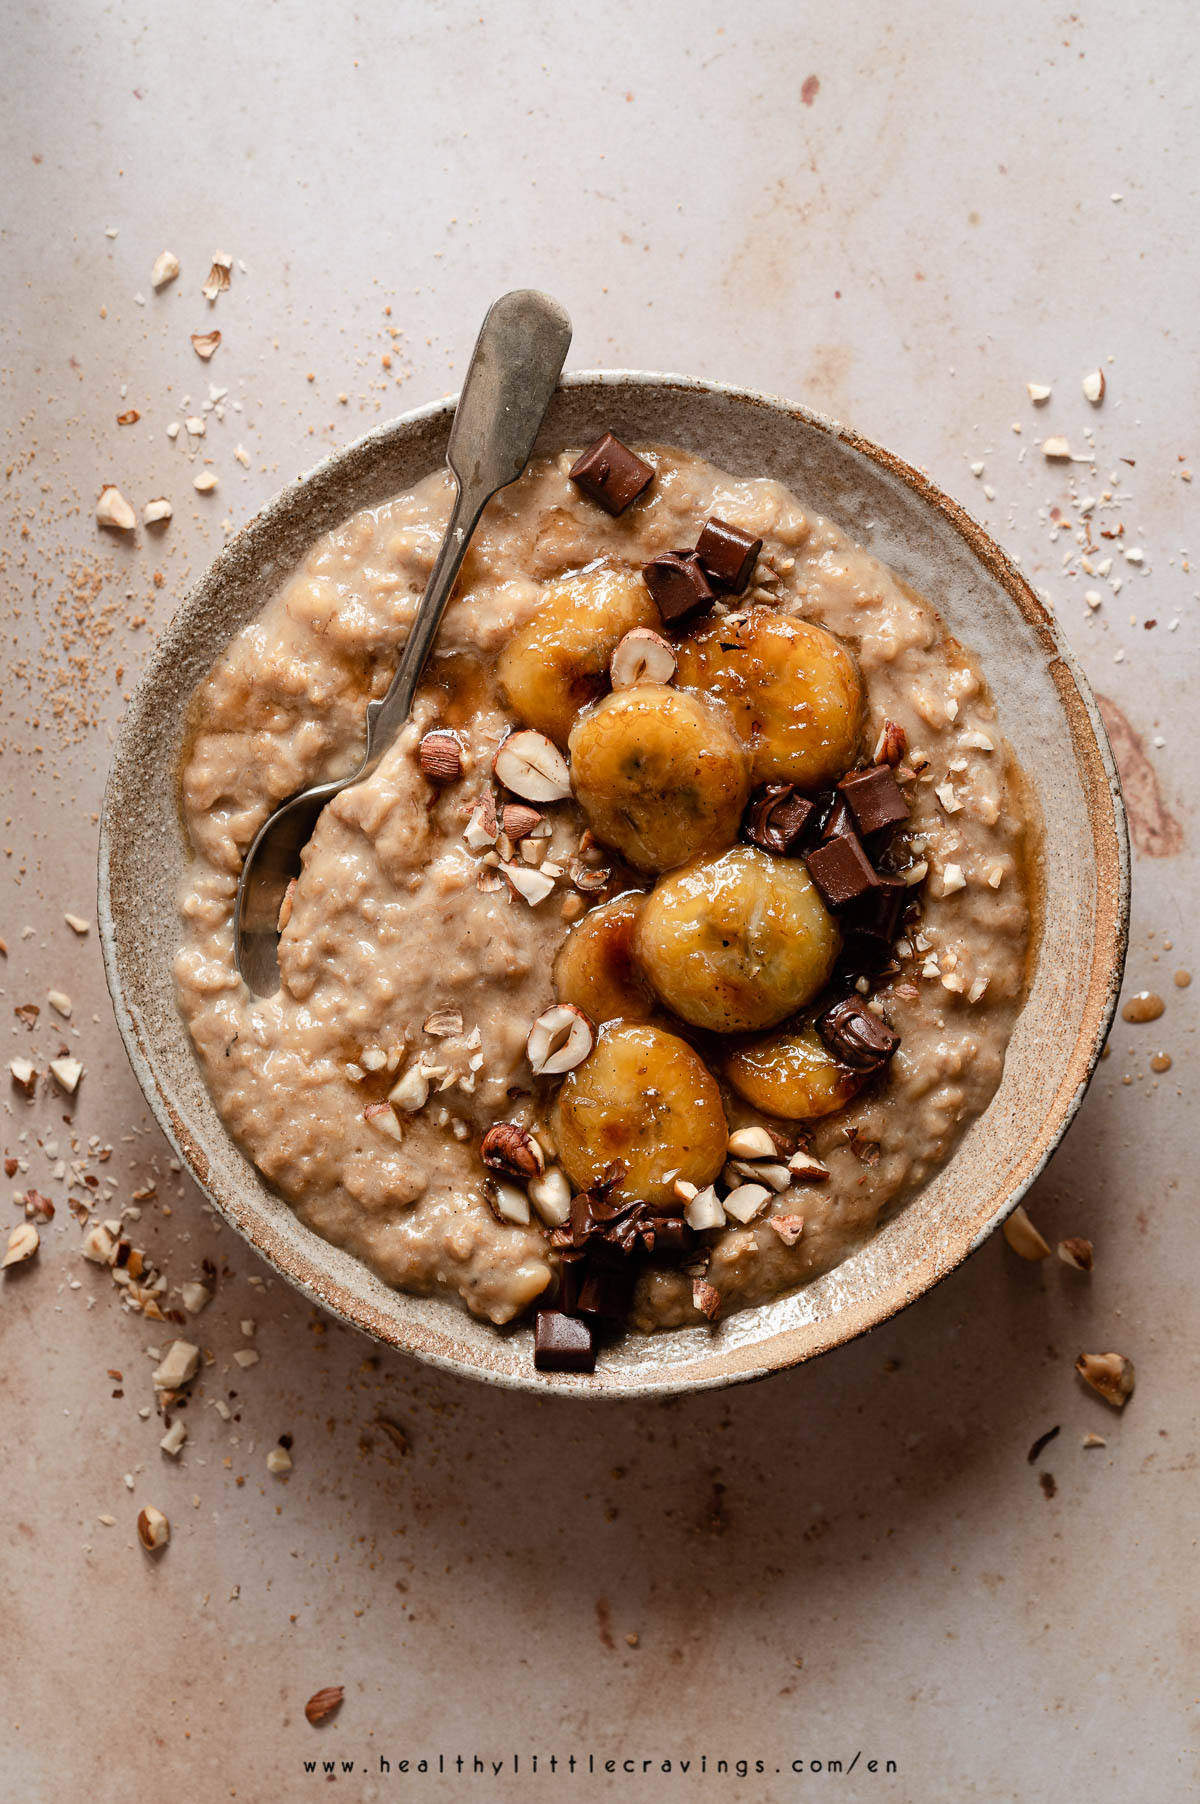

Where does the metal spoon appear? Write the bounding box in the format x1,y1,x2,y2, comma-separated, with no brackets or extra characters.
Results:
234,289,573,996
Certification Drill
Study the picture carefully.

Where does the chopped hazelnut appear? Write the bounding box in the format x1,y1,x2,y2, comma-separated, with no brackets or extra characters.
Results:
1002,1205,1051,1261
152,1340,201,1390
2,1222,40,1269
8,1057,36,1097
159,1418,188,1457
151,250,180,289
96,485,137,532
137,1504,170,1551
480,1121,545,1180
1075,1351,1135,1408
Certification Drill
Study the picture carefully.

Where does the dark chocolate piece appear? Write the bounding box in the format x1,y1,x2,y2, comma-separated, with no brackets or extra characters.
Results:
567,1190,601,1247
817,997,900,1071
745,784,814,856
641,551,716,626
820,794,857,842
577,1263,634,1319
643,1216,694,1259
805,833,880,910
694,517,763,595
848,873,907,947
838,764,909,838
567,433,654,516
533,1310,597,1373
556,1250,585,1315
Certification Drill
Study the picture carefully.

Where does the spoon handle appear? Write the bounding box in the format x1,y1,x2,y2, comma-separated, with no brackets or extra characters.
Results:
363,290,572,768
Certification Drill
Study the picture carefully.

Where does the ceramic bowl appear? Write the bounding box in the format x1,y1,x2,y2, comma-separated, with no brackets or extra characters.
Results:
98,373,1129,1397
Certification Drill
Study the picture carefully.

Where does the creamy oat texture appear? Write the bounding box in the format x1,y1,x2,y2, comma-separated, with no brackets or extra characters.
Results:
176,448,1033,1330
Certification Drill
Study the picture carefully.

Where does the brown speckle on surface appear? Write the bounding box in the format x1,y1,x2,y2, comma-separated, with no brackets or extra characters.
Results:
1039,1472,1058,1500
801,74,821,105
1096,695,1183,858
1027,1425,1061,1464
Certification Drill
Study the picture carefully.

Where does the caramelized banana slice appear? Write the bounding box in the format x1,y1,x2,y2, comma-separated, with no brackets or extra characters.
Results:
553,892,655,1025
636,846,841,1033
723,1024,865,1119
674,607,863,789
497,564,661,747
551,1022,728,1210
568,684,750,873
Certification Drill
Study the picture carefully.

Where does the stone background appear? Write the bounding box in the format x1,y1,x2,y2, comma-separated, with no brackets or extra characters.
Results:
2,3,1195,1799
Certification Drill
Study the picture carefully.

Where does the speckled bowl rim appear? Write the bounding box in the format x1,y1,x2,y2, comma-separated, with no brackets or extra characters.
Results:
98,370,1130,1398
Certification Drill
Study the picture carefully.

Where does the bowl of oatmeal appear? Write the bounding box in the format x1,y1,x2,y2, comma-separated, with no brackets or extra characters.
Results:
98,373,1128,1394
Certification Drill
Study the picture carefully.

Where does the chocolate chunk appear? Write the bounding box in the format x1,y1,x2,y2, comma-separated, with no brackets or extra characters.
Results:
838,764,909,837
849,873,907,946
805,832,880,910
745,784,814,856
817,997,900,1071
641,551,716,626
533,1310,597,1373
567,1191,600,1247
577,1263,634,1319
819,793,856,841
568,433,655,516
643,1216,694,1259
694,517,763,595
556,1249,585,1314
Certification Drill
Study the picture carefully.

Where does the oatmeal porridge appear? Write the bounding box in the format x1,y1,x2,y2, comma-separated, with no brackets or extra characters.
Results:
175,438,1036,1370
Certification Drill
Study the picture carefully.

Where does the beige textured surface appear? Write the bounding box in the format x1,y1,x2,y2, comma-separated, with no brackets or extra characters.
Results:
2,3,1196,1800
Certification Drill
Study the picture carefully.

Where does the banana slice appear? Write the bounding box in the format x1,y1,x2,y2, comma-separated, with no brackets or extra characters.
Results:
497,564,661,747
568,684,750,873
553,891,655,1025
636,845,841,1033
674,607,863,789
724,1024,864,1119
551,1022,728,1210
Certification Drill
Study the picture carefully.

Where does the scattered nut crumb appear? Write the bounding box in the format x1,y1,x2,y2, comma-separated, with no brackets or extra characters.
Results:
2,1222,40,1269
1075,1351,1135,1408
160,1418,188,1457
95,485,136,531
152,1340,201,1390
202,252,233,301
137,1504,170,1551
1003,1205,1051,1261
151,250,180,289
1057,1237,1094,1272
48,1056,83,1094
304,1686,344,1726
